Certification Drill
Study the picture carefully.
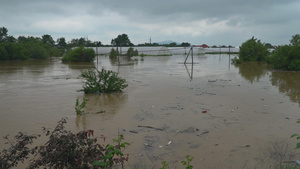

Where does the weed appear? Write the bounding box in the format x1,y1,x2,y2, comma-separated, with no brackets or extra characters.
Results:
75,96,88,117
181,155,194,169
93,134,130,169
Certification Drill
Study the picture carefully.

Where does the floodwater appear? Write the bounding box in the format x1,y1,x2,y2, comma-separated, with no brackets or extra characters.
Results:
1,54,300,168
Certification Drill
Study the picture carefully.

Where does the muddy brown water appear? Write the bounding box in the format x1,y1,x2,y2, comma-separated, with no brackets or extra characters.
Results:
1,55,300,168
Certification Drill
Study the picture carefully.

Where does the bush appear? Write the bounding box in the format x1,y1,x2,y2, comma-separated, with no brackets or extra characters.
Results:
27,43,49,59
239,36,270,62
0,43,27,60
78,68,128,93
0,118,130,169
269,44,300,71
109,48,119,59
62,46,95,62
126,47,138,58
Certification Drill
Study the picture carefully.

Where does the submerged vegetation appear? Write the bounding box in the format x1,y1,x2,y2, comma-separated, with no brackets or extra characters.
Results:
233,34,300,72
78,68,128,94
75,97,89,117
268,43,300,71
62,46,96,62
238,36,270,62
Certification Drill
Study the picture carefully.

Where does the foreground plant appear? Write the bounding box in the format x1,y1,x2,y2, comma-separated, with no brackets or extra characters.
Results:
0,118,130,169
181,155,194,169
93,134,130,168
78,68,128,94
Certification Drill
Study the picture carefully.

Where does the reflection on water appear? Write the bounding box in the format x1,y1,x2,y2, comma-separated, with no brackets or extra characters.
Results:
75,93,128,129
184,63,193,81
233,61,300,106
270,71,300,106
234,61,269,83
63,61,96,70
84,93,128,111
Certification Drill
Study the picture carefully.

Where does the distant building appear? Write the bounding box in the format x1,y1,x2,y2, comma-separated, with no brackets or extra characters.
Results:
201,44,210,48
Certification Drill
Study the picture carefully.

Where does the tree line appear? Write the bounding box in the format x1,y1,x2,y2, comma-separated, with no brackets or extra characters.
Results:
235,34,300,71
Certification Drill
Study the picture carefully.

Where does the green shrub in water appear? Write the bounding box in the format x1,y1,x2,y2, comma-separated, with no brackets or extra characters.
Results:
62,46,95,62
78,68,128,94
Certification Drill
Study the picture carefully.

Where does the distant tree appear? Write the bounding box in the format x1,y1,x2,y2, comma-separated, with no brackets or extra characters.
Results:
290,34,300,46
111,34,133,47
42,34,55,46
265,43,273,49
56,37,67,49
3,36,16,43
78,37,86,46
0,43,27,60
0,27,8,42
167,42,178,47
180,42,191,47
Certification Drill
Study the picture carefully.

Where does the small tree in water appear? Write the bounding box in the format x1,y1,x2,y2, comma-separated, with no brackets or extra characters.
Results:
78,68,128,93
238,36,269,62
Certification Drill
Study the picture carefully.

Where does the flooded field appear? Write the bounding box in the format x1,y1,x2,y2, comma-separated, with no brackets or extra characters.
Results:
1,54,300,168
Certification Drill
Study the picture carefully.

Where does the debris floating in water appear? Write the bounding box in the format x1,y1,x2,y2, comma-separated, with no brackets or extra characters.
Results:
166,141,172,146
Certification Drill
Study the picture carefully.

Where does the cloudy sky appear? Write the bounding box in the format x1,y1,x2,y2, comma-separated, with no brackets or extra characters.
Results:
1,0,299,46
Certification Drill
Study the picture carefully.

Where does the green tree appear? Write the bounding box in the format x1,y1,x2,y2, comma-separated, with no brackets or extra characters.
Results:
265,43,273,49
0,43,27,60
239,36,269,62
111,34,133,47
56,37,67,49
42,34,55,46
0,27,8,42
290,34,300,46
62,46,96,62
181,42,191,47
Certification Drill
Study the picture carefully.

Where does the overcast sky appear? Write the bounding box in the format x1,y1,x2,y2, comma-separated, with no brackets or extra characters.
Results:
1,0,299,46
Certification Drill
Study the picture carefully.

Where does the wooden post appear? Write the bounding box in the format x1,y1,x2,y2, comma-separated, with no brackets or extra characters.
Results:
191,46,193,64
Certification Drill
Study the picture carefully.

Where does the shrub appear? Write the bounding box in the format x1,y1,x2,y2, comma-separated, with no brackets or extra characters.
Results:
239,36,270,62
27,43,48,59
62,46,95,62
109,48,119,59
0,43,27,60
0,118,130,169
78,68,128,93
126,47,138,58
270,44,300,71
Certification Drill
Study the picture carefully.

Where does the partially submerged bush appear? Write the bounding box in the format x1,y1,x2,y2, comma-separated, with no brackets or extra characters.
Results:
62,46,95,62
126,47,138,58
239,36,270,62
109,48,119,59
78,68,128,93
269,44,300,71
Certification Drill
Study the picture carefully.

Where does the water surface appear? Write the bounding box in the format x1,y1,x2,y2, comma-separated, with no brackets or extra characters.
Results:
0,55,300,168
